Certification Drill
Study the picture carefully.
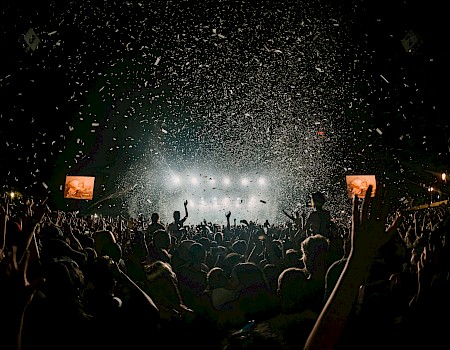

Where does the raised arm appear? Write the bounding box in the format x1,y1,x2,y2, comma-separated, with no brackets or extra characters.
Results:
226,211,231,231
183,200,188,219
1,194,8,252
0,246,45,350
303,184,402,350
282,209,295,222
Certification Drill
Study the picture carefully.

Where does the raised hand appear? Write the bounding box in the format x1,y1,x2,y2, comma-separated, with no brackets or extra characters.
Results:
303,182,402,350
0,245,45,350
351,184,403,264
1,246,43,303
1,195,9,252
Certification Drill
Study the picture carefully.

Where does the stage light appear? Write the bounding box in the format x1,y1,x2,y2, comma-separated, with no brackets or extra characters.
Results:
257,177,266,186
223,177,231,185
241,178,249,186
191,177,199,185
248,196,256,206
171,175,181,185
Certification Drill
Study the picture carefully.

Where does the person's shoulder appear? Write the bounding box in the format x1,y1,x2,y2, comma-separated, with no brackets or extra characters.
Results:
317,209,331,217
308,211,320,219
167,222,178,231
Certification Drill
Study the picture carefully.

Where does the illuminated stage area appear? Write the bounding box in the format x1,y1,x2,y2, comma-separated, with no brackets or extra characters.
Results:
125,170,281,226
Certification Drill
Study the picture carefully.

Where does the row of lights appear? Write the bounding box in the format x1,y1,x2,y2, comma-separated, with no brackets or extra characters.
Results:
170,175,267,187
174,196,266,208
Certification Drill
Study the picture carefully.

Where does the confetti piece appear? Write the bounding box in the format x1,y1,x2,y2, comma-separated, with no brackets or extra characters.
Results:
380,75,389,83
376,128,383,135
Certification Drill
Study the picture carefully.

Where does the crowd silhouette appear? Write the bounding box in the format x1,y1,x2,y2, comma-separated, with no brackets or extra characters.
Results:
1,183,449,349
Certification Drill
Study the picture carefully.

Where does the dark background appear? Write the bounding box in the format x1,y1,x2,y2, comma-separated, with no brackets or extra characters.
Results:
1,0,448,218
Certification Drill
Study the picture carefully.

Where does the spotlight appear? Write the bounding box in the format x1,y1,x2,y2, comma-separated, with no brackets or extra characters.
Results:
172,175,181,185
257,177,266,186
241,178,249,186
223,177,231,185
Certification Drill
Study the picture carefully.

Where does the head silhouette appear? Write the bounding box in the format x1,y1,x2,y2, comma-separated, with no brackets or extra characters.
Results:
151,213,160,223
311,191,326,208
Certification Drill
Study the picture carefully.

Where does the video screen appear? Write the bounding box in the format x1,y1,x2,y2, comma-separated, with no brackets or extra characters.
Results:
346,175,376,199
64,176,95,200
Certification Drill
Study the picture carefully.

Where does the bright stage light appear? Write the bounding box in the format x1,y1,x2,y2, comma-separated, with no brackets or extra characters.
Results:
172,175,181,185
241,178,249,186
150,169,280,225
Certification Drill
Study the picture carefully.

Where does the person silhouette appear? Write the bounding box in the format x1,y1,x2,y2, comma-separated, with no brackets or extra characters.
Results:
167,200,189,245
303,192,332,239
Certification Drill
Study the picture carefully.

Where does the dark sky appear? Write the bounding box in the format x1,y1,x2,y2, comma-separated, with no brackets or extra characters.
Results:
1,0,449,219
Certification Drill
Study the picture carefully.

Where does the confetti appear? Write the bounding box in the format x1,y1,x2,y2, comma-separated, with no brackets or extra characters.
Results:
380,75,389,83
0,0,445,226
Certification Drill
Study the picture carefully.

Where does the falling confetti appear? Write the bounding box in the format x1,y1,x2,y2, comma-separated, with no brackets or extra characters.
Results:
0,0,447,224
